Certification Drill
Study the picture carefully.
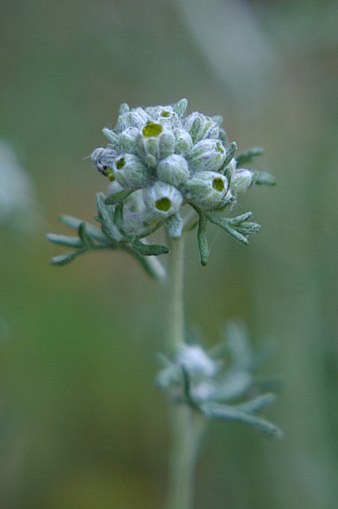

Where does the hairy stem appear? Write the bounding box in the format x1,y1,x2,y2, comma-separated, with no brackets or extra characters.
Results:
164,236,199,509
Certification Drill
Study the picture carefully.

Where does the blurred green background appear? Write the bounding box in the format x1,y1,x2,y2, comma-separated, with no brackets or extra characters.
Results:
1,0,338,508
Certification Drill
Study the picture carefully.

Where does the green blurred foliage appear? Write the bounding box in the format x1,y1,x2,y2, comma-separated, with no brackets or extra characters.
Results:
0,0,337,508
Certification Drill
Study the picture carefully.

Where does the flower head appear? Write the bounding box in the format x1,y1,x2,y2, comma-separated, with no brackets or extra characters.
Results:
89,100,275,265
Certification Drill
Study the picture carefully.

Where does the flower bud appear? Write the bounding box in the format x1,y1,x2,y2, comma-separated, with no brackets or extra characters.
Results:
177,345,217,378
157,155,190,187
146,105,181,128
173,98,188,117
113,154,150,190
159,131,176,159
102,128,119,146
174,128,193,155
165,212,183,239
231,169,253,193
224,157,237,177
137,122,175,165
183,171,229,209
143,181,183,219
188,139,226,172
119,127,139,154
116,107,150,132
184,112,219,143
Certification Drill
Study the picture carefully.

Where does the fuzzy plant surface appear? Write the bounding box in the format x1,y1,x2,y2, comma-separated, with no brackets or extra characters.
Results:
48,98,275,273
48,99,280,509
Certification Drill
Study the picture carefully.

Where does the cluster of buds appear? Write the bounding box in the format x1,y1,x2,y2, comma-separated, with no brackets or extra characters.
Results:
90,100,273,261
157,324,282,437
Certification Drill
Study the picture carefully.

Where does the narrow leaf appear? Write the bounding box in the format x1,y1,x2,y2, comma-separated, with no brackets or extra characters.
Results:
47,233,83,249
236,393,277,414
203,403,282,437
78,222,95,248
123,245,166,280
207,213,249,245
96,193,123,241
50,250,86,266
105,189,133,205
197,214,209,266
222,141,237,170
236,147,264,165
227,212,253,226
253,171,276,186
132,238,169,256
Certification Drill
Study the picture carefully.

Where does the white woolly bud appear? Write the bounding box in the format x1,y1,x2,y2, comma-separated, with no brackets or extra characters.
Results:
102,128,119,146
225,157,237,177
116,107,150,132
143,181,183,219
177,345,217,378
119,127,139,154
188,139,226,172
231,169,254,193
173,98,188,117
113,154,150,190
159,131,176,159
137,122,175,165
184,112,219,143
183,171,229,209
157,154,190,187
146,105,181,128
174,128,193,155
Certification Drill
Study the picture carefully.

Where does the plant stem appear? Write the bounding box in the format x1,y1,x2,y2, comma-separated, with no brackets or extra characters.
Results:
165,236,185,351
164,235,199,509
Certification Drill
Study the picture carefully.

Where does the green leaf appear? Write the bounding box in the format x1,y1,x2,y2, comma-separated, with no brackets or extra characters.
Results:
47,233,83,249
104,189,133,205
227,212,253,226
50,250,86,266
132,238,169,256
113,202,130,239
203,403,282,438
96,193,122,241
59,215,106,242
253,171,276,186
222,141,237,170
197,213,209,266
123,245,166,280
78,222,96,248
236,222,261,235
236,393,277,414
236,146,264,165
207,213,249,245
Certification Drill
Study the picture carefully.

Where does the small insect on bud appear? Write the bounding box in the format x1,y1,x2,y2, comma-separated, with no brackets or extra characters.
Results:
113,154,150,190
157,154,190,187
188,139,227,173
174,128,193,156
91,147,117,180
184,112,220,143
183,171,229,209
143,181,183,219
119,127,140,154
231,169,254,193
